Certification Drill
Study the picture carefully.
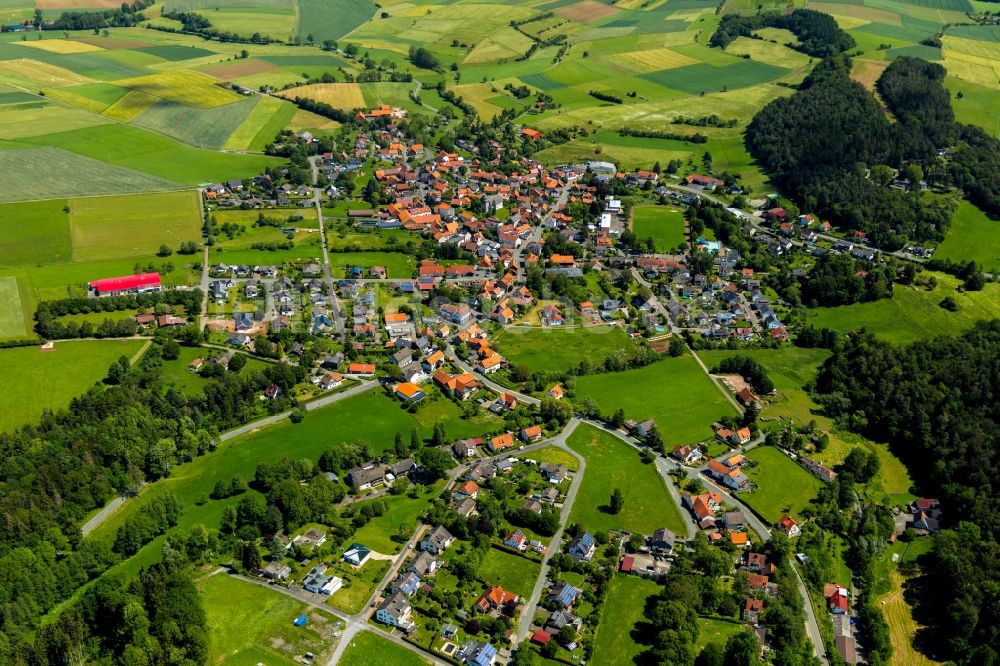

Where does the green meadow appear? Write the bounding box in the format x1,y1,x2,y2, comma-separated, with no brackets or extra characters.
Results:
567,423,686,535
592,575,662,666
575,354,738,445
934,201,1000,272
0,339,148,432
493,325,639,374
340,631,429,666
741,445,823,523
631,205,687,252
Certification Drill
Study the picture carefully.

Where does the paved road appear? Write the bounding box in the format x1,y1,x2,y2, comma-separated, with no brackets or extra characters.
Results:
81,482,146,537
515,419,584,642
310,156,347,339
448,345,541,405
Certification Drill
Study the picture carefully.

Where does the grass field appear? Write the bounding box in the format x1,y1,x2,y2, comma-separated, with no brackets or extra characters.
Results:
278,82,366,109
0,276,28,339
695,616,746,651
519,445,580,472
934,200,1000,272
741,446,823,523
631,205,686,252
0,339,147,432
114,69,244,108
296,0,376,42
340,630,429,666
0,199,72,266
350,482,444,554
877,569,941,666
807,271,1000,343
132,96,261,150
493,325,638,374
479,548,542,597
0,102,109,139
575,354,738,444
69,191,201,261
223,93,296,150
591,575,661,665
199,573,340,666
567,424,686,535
329,252,415,278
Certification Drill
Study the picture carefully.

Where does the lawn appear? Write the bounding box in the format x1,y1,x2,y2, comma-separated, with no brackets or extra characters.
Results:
492,325,639,374
199,573,340,666
631,205,686,252
478,548,541,597
0,339,148,432
0,199,72,266
807,271,1000,343
567,424,686,535
741,446,823,523
350,481,445,554
329,252,415,278
934,200,1000,272
69,191,201,261
340,630,429,666
695,616,746,651
328,559,390,614
591,575,661,665
518,446,580,472
575,354,738,445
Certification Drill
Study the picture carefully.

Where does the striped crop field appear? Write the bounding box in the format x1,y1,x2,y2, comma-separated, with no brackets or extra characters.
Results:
607,47,699,73
114,70,243,108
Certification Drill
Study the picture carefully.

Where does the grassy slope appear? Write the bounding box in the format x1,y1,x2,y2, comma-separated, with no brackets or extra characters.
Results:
934,200,1000,272
742,445,823,523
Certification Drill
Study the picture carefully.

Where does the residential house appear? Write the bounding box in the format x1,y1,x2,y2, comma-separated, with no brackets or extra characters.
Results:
546,384,564,400
476,586,519,613
744,598,764,624
261,561,291,580
504,529,527,551
452,439,479,458
777,514,801,538
420,525,455,555
393,572,421,597
567,532,596,561
407,552,442,577
521,425,543,442
634,419,657,438
343,543,371,567
395,381,426,402
293,528,327,549
539,462,568,483
825,584,849,615
462,641,498,666
722,511,746,531
488,432,515,453
303,565,344,595
376,592,415,631
548,581,579,609
347,463,385,491
671,445,703,464
649,528,676,553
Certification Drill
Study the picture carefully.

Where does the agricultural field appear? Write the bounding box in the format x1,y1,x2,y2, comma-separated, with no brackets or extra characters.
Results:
591,575,662,666
567,423,686,535
478,548,542,597
199,573,341,666
575,354,738,445
278,82,367,109
933,201,1000,272
0,199,73,266
741,445,823,523
69,191,202,261
492,325,639,374
807,271,1000,343
340,631,429,666
0,276,28,339
0,339,148,432
631,204,686,252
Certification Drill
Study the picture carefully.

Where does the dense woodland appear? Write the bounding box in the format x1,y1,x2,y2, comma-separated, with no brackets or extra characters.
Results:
813,323,1000,664
711,8,855,56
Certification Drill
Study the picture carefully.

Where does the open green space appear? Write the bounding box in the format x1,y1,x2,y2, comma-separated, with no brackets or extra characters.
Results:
478,548,541,598
69,191,202,261
0,339,147,432
0,275,28,339
132,96,261,150
199,573,340,666
567,423,686,535
350,481,445,554
329,252,415,278
493,325,639,374
807,271,1000,344
328,559,390,614
741,445,823,523
591,574,662,666
519,446,580,472
0,199,72,266
296,0,376,42
631,205,686,252
575,354,738,444
340,630,429,666
695,616,746,651
934,200,1000,272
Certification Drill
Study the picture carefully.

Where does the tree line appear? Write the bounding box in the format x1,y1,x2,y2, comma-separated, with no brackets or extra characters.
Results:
813,322,1000,665
711,8,856,57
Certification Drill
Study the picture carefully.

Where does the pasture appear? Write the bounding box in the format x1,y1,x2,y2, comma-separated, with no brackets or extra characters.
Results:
224,94,297,150
575,354,738,445
0,339,148,432
131,96,260,149
199,573,339,666
0,101,109,139
68,191,202,261
340,631,429,666
479,548,542,597
0,199,72,266
492,325,639,374
296,0,377,42
631,205,686,252
934,201,1000,271
741,445,823,523
592,575,661,666
567,424,686,535
807,271,1000,343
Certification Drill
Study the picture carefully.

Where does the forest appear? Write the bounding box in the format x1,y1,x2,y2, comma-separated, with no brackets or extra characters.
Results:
812,322,1000,664
710,8,855,56
0,342,306,660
